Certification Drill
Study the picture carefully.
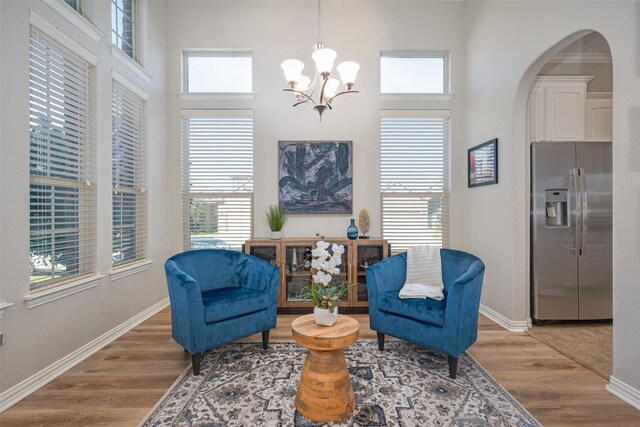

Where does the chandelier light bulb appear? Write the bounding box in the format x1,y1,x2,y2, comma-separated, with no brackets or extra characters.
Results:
323,78,340,99
312,48,337,76
281,59,304,86
337,61,360,89
296,75,311,92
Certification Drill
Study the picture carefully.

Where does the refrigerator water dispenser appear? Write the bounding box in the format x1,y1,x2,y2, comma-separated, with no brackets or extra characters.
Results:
545,189,568,227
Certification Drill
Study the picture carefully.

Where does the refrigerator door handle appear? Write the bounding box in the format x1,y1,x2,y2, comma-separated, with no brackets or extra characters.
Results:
570,168,582,256
580,168,588,255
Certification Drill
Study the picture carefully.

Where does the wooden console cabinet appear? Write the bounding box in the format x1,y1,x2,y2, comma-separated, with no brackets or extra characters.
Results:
244,238,389,313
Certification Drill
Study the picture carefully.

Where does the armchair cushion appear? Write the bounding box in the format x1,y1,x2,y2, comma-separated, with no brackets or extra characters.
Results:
378,290,446,327
202,287,269,324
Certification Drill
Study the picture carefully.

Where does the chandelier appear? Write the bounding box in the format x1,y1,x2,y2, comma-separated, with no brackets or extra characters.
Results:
280,0,360,120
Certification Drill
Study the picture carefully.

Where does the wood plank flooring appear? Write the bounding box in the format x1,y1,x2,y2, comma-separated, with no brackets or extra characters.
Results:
526,322,612,379
1,308,639,426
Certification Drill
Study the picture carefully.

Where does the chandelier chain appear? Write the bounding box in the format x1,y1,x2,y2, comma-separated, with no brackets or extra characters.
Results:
316,0,322,45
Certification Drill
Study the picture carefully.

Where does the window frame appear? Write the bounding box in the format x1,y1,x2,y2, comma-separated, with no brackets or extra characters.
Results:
379,50,450,95
182,49,254,94
111,72,148,269
63,0,84,15
28,19,98,293
111,0,137,61
379,110,451,254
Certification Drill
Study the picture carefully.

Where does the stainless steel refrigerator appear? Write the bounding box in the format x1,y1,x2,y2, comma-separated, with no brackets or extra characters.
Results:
531,141,612,321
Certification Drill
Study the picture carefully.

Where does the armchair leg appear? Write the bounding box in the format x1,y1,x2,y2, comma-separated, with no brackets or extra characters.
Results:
191,353,201,376
447,355,458,379
261,330,270,350
377,332,385,351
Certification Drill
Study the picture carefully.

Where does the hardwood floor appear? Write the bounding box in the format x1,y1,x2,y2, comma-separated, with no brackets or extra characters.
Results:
526,322,612,379
1,308,639,426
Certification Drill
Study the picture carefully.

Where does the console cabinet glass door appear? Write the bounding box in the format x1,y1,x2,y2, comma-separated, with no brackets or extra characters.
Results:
283,240,350,307
352,239,389,306
284,243,313,304
247,243,278,264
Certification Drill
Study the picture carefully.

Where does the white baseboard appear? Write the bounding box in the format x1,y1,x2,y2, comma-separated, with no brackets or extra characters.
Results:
606,375,640,410
0,298,169,412
479,304,530,332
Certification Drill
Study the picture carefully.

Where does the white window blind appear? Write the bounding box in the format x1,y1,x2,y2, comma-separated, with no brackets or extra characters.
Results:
111,0,136,60
29,25,96,290
182,111,253,251
112,79,147,267
380,112,450,254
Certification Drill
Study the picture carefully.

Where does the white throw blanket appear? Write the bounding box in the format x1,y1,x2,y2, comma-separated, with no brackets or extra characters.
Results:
399,245,444,300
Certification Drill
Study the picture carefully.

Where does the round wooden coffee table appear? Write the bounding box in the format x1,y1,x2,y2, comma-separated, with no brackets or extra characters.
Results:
291,313,359,422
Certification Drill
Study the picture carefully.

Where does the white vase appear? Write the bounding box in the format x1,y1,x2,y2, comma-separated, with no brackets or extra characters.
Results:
314,306,338,326
270,231,282,239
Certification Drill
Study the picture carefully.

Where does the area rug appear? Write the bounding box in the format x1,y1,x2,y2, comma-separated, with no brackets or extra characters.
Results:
140,341,540,427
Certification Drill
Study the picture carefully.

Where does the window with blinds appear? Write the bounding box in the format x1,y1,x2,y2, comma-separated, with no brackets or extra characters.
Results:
182,111,253,251
112,79,147,267
111,0,136,60
29,25,96,290
380,112,450,254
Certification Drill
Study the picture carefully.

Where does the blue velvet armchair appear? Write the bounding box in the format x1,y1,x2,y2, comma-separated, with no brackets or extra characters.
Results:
366,249,485,378
165,249,280,375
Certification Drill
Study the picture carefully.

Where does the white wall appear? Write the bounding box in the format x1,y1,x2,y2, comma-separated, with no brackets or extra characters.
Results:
164,0,468,250
0,0,169,393
464,0,640,398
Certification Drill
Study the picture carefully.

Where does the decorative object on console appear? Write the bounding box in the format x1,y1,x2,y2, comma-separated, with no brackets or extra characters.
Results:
468,138,498,187
265,204,287,239
303,238,352,325
291,247,298,272
280,0,359,120
303,246,312,271
279,140,352,214
346,218,358,240
358,208,370,238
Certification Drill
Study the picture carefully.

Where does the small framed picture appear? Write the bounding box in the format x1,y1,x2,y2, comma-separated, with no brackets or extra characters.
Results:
468,138,498,187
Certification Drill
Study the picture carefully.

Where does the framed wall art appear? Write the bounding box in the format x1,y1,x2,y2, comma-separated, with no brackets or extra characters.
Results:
468,138,498,187
278,140,352,214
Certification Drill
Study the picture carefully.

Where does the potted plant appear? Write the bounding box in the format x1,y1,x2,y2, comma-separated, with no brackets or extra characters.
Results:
266,204,287,239
303,235,353,326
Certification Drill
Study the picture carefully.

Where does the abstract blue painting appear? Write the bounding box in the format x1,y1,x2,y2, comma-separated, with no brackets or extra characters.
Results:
278,141,352,214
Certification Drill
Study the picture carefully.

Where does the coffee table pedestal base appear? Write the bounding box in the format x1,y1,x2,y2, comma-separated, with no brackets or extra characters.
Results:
295,348,355,422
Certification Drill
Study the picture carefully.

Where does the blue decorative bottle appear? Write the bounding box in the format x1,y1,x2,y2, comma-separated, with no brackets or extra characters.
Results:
347,218,359,240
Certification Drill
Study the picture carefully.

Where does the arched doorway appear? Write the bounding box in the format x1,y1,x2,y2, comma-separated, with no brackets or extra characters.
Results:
520,31,613,379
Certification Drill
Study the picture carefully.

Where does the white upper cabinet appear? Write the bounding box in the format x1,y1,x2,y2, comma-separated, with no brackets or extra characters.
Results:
586,93,613,142
529,76,593,142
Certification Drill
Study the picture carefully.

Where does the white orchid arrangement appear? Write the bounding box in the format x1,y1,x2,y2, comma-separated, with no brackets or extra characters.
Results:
303,234,352,313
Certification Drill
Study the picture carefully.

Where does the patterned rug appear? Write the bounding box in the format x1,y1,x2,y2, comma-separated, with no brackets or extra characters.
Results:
141,341,540,427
